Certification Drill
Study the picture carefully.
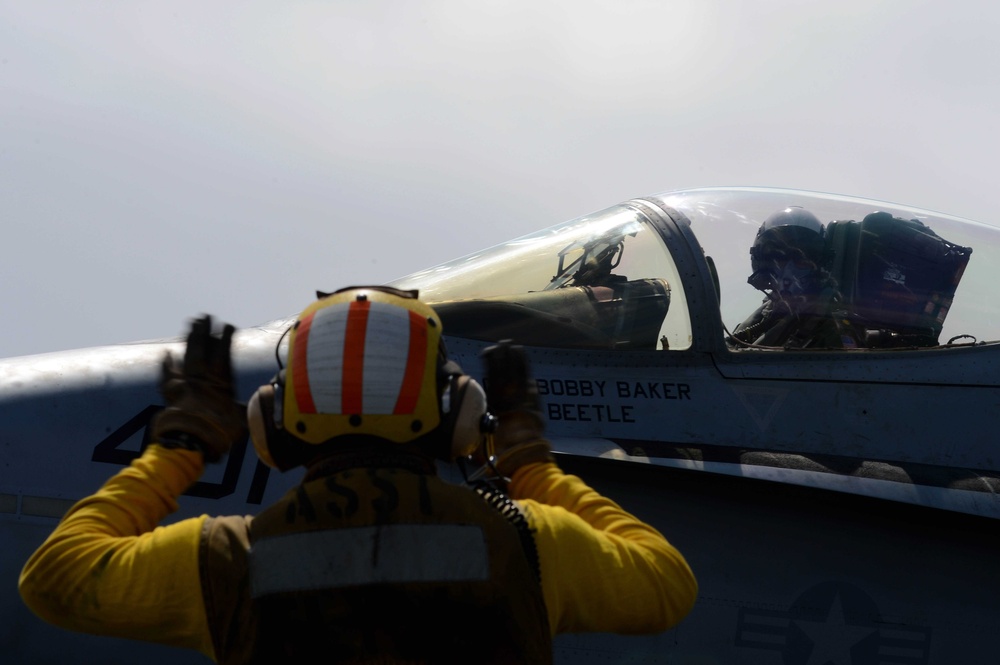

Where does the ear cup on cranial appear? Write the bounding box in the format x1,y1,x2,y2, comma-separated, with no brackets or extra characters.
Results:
442,374,488,460
247,382,280,469
247,375,313,472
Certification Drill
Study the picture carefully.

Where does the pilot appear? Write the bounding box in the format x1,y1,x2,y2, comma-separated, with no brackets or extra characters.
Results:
20,286,697,663
731,207,859,348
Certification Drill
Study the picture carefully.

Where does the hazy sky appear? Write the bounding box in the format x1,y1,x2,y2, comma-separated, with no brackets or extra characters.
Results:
3,1,999,357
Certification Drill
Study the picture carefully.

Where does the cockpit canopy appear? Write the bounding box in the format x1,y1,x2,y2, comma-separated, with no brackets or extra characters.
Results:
391,188,998,352
393,204,690,350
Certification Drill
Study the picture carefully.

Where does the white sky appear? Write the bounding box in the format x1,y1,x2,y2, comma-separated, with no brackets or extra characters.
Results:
3,1,1000,357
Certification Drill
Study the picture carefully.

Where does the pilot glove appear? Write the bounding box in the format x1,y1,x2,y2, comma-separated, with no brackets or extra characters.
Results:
151,315,248,463
480,340,554,478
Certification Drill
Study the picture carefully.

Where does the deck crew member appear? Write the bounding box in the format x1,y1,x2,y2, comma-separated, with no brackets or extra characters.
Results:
21,286,697,663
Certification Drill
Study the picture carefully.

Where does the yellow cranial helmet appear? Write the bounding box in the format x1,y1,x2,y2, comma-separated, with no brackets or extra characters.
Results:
282,286,444,444
248,285,490,470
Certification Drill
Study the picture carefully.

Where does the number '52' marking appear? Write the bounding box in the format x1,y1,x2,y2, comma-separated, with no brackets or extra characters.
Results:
91,405,272,504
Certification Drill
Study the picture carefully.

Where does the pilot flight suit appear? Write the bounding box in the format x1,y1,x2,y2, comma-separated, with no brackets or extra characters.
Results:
732,287,861,349
19,443,697,663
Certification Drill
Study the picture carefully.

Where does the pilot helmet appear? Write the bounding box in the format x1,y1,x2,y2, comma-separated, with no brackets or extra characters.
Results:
247,286,489,471
748,207,826,294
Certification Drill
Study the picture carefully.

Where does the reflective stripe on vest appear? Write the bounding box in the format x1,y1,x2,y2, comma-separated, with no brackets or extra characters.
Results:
249,524,489,598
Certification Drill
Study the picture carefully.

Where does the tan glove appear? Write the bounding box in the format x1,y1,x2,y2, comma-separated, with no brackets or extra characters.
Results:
480,340,554,477
151,315,248,463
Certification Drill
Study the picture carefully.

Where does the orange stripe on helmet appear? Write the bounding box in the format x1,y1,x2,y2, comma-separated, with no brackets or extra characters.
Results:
341,299,371,414
292,312,317,414
393,309,429,414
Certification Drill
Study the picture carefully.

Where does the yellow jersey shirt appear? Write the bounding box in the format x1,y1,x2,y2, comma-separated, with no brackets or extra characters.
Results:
20,445,697,662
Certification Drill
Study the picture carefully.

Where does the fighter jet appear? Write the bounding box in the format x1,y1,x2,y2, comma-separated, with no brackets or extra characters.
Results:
3,187,998,663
